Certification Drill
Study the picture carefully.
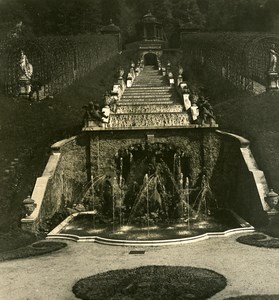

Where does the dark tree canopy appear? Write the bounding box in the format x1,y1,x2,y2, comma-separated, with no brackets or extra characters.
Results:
0,0,279,40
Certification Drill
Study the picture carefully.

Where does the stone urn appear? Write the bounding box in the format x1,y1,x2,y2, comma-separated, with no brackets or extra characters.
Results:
23,196,36,217
266,189,279,214
178,65,184,75
119,67,124,78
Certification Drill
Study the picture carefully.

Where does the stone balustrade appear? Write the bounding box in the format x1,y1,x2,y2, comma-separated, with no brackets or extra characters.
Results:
116,104,184,114
108,112,190,128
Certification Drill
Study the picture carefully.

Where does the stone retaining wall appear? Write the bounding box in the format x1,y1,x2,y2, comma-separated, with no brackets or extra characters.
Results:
21,135,88,232
22,129,269,232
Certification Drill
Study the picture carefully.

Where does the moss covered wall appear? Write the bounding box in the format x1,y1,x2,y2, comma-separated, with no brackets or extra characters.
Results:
41,135,88,220
88,128,267,226
89,128,221,187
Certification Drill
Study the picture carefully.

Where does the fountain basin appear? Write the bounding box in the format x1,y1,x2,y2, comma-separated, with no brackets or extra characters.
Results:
47,209,254,246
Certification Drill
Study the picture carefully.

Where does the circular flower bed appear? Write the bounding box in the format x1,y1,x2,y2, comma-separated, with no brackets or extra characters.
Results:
73,265,227,300
236,233,279,248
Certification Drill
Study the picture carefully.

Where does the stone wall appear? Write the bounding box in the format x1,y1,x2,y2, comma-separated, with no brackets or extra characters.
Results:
215,131,269,226
21,135,88,232
89,128,221,187
89,128,268,226
22,128,269,232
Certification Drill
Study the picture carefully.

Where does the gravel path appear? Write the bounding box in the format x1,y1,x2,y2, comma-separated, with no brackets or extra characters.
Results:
1,233,279,299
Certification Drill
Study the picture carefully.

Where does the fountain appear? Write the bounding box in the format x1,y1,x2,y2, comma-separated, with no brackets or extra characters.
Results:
56,142,252,242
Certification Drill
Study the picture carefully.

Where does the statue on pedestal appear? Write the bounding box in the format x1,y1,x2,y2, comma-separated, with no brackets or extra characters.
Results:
197,96,215,125
267,44,279,91
19,50,33,95
270,44,279,73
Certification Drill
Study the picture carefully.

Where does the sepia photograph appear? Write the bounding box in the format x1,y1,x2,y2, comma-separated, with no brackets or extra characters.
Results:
1,0,279,299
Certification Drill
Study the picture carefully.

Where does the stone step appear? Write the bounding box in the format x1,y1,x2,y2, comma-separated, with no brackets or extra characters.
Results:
118,101,175,105
134,78,165,80
133,82,166,85
115,104,184,114
123,93,176,97
109,112,190,128
127,86,172,90
122,94,175,100
133,83,170,88
124,89,174,93
121,96,180,100
119,97,179,104
133,79,166,82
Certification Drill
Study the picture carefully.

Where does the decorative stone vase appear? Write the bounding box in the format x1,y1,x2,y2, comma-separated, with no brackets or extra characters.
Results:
266,189,279,214
23,196,36,217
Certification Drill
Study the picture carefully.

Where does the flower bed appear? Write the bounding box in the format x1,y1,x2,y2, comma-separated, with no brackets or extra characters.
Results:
236,233,279,248
73,265,227,300
0,240,67,261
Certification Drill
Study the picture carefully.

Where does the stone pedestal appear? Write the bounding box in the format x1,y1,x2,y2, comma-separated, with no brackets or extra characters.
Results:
19,78,31,95
266,72,279,91
127,74,133,88
177,75,183,86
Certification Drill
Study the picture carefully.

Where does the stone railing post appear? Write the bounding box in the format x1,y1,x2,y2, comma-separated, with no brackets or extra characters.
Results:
168,71,174,86
126,72,133,87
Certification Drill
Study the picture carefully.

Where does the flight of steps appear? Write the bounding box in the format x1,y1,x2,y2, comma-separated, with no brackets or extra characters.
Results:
110,66,190,128
119,66,180,106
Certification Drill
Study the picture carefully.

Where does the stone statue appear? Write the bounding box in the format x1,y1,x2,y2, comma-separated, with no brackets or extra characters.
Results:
82,101,103,127
198,96,215,125
178,65,183,75
102,104,111,127
270,44,279,73
119,66,124,78
19,50,33,80
7,21,23,38
19,50,33,95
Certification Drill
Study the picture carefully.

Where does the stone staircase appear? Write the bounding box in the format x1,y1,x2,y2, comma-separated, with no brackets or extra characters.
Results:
111,66,189,128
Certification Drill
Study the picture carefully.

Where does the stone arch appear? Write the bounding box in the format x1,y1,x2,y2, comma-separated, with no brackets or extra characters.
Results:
144,52,158,66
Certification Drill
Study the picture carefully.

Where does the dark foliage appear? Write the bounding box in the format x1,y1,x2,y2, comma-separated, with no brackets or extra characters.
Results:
0,240,67,261
0,0,279,41
237,233,279,248
73,265,227,300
